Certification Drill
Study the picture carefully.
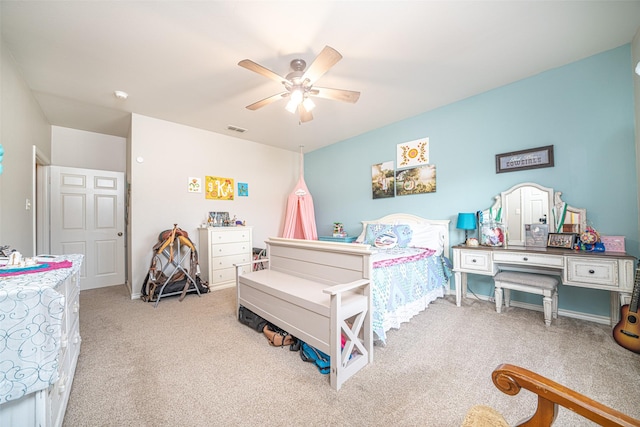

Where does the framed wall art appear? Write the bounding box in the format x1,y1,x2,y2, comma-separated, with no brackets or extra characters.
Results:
395,164,436,196
205,176,234,200
496,145,554,174
397,138,429,168
188,177,201,193
238,182,248,197
371,161,395,199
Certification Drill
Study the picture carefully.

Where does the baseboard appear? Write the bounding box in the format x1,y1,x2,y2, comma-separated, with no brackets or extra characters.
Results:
510,300,610,325
452,289,611,325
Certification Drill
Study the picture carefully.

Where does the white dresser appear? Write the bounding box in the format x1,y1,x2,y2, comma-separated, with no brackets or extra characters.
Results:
0,254,83,427
198,227,253,291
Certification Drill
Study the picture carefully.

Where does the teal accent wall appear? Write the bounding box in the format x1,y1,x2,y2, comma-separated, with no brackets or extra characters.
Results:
305,45,638,318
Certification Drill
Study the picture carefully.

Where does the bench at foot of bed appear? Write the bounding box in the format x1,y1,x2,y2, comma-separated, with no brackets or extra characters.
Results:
236,237,374,390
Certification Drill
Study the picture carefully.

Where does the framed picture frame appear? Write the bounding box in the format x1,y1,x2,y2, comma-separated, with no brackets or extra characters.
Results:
209,211,229,226
496,145,554,174
547,232,578,249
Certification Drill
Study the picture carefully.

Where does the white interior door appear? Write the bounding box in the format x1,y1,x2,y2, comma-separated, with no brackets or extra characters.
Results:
522,187,549,225
49,166,125,290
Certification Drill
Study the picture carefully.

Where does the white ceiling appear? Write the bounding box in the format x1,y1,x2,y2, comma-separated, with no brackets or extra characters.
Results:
2,1,640,153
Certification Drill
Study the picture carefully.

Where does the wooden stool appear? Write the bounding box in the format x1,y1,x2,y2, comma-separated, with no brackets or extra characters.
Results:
494,271,559,326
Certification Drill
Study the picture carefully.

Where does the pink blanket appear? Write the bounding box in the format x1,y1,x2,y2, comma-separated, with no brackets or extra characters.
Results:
0,260,73,277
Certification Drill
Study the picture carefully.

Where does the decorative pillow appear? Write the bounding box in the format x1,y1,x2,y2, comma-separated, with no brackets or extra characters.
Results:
392,224,413,247
354,221,371,243
409,223,443,254
363,223,413,248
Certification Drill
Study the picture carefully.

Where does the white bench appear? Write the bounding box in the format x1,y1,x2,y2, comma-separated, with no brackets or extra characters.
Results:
494,271,559,326
235,237,374,390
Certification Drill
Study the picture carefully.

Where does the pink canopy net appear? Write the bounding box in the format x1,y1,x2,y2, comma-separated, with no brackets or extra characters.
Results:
281,149,318,240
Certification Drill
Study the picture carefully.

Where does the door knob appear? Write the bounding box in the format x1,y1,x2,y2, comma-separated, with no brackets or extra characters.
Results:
118,232,123,236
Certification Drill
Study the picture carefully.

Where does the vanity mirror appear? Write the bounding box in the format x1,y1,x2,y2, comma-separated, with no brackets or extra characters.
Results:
480,182,587,246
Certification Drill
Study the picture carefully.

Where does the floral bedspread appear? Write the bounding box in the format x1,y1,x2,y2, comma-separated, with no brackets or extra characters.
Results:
370,247,451,343
0,254,83,404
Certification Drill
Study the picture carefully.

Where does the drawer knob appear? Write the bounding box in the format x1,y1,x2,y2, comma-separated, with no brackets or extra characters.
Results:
523,257,528,261
472,259,477,263
589,269,595,274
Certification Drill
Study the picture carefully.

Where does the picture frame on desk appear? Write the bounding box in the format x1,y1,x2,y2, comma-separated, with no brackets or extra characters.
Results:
547,232,578,249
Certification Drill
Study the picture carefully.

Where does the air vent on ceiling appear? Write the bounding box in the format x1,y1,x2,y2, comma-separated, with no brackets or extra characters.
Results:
227,125,247,133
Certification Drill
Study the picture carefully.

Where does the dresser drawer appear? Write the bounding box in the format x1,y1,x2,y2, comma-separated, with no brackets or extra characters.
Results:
458,250,493,273
211,265,250,284
211,229,251,244
566,257,618,289
493,251,564,268
212,253,252,269
212,241,251,257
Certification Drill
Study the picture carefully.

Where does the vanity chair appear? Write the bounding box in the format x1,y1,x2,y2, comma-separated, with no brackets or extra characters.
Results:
494,271,559,326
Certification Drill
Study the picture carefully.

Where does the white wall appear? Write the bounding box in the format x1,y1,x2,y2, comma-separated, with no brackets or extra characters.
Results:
51,126,126,172
0,39,51,254
128,114,299,298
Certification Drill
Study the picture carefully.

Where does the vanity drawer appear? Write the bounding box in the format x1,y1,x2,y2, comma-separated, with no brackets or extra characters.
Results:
566,257,618,289
458,250,493,273
493,251,564,268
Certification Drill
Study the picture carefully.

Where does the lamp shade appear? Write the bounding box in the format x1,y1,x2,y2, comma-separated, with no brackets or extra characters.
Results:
456,212,477,230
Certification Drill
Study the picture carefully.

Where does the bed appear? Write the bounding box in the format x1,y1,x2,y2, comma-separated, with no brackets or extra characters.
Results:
353,213,451,343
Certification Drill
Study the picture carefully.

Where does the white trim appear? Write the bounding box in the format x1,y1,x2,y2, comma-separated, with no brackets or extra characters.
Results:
466,292,611,325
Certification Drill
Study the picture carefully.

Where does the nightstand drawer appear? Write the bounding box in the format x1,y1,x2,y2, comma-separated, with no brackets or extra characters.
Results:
494,251,564,268
458,250,492,273
566,257,618,288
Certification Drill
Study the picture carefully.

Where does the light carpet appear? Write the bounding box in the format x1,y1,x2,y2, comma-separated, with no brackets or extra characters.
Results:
62,285,640,426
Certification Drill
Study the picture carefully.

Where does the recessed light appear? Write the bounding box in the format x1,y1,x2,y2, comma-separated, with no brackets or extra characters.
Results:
114,90,128,100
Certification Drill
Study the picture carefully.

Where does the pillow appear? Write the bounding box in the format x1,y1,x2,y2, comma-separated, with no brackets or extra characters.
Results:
409,223,443,254
363,223,413,248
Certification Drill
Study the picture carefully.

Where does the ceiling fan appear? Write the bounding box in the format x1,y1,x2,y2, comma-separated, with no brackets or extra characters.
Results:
238,46,360,123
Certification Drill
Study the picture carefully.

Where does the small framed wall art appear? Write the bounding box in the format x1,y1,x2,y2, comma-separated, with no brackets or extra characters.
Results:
238,182,248,197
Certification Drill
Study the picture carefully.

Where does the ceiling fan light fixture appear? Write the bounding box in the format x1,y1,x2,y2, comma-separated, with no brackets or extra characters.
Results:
290,89,303,104
302,97,315,112
285,99,298,114
239,45,360,123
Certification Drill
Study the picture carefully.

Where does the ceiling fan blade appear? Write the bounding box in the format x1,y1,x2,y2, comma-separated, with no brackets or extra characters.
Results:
299,105,313,123
310,87,360,103
238,59,288,85
302,46,342,85
246,92,289,110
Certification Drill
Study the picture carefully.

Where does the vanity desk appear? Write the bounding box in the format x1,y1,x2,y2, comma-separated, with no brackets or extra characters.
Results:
452,245,635,325
452,183,636,326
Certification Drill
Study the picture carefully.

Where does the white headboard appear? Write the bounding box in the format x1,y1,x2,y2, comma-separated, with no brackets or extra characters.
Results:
355,213,450,256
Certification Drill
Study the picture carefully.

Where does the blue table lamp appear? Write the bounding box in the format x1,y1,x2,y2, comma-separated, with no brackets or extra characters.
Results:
457,212,477,245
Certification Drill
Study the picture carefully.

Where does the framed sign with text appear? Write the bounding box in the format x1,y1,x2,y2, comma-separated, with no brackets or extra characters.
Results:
496,145,554,174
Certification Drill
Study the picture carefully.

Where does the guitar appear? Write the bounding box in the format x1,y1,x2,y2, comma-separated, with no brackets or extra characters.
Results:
613,267,640,354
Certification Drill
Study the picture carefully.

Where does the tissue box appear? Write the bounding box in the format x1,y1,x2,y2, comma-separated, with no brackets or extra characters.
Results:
600,236,625,253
